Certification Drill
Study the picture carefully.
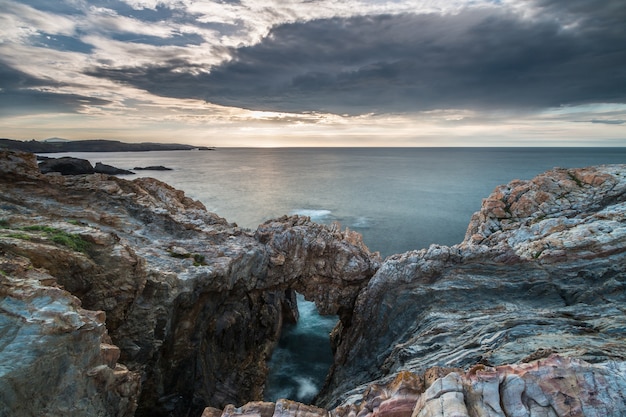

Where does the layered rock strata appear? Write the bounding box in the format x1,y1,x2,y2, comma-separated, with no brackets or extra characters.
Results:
317,165,626,409
0,253,141,416
205,356,626,417
0,150,380,417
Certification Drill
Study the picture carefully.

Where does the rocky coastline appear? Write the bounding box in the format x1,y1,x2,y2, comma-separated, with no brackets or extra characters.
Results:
1,149,625,416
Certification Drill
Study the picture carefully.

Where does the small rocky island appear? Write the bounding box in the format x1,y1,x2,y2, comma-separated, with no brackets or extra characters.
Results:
1,150,625,417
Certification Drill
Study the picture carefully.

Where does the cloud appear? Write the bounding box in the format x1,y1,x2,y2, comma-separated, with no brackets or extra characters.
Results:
85,1,626,115
590,119,625,125
1,0,625,147
0,63,111,115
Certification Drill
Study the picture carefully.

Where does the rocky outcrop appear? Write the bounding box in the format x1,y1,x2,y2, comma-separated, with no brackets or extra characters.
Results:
205,356,626,417
0,150,379,417
257,216,380,322
3,149,626,417
38,156,95,175
38,156,135,175
0,252,141,416
317,165,626,408
134,165,173,171
95,161,135,175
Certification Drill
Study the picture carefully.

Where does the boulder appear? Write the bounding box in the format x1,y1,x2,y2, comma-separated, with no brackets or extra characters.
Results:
38,156,95,175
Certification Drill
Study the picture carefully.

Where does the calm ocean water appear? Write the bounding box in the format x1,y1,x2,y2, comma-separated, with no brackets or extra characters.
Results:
56,147,626,402
54,147,626,258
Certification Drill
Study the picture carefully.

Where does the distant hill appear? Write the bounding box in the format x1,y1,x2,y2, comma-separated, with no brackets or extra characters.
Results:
0,138,215,153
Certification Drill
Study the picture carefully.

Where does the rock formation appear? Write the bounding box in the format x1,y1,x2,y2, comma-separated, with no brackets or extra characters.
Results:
38,156,96,175
206,164,626,417
95,161,135,175
316,165,626,410
38,156,135,175
204,356,626,417
0,252,141,416
0,150,379,417
2,149,625,417
134,165,173,171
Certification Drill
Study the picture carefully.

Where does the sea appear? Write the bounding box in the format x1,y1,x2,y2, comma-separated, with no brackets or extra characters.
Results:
52,147,626,403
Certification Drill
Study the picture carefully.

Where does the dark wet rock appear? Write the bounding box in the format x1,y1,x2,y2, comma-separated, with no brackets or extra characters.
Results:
95,161,135,175
38,156,95,175
133,165,173,171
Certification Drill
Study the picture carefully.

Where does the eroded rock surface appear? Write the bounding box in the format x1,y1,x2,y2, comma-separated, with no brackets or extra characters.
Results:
2,150,626,417
318,165,626,409
206,356,626,417
0,253,141,416
0,150,379,417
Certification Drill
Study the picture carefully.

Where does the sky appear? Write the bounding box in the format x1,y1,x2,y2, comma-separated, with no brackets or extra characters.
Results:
0,0,625,147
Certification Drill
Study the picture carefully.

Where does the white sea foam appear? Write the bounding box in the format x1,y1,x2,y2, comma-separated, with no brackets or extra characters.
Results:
290,209,332,221
295,377,319,401
351,216,372,229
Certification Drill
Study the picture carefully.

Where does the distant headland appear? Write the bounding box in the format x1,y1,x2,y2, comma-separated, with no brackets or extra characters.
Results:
0,138,215,153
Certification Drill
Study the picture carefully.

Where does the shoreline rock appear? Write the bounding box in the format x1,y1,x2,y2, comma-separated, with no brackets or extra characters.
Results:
133,165,173,171
38,156,135,176
95,161,135,175
1,150,625,417
0,253,141,416
0,150,379,417
317,165,626,408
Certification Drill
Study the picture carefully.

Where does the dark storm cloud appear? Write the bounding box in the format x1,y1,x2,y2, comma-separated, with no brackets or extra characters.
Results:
0,63,110,115
87,1,626,114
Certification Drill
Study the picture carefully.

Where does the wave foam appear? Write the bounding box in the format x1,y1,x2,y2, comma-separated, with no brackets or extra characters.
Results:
295,376,319,401
290,209,332,221
351,216,372,229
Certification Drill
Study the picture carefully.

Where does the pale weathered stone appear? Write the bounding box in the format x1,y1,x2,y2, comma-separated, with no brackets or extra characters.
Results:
0,257,140,416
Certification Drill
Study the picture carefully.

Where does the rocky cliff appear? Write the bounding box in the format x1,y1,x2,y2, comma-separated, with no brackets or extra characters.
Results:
0,150,379,417
315,165,626,414
1,150,625,417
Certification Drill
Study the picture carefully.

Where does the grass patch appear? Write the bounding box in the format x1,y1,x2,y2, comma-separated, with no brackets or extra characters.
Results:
6,233,31,240
22,225,57,233
0,219,9,228
19,225,91,253
51,233,91,252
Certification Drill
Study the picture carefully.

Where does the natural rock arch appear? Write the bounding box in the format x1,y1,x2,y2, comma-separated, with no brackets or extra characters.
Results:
255,215,381,322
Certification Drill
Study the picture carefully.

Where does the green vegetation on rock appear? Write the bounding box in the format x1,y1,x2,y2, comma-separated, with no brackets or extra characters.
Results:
9,225,92,253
